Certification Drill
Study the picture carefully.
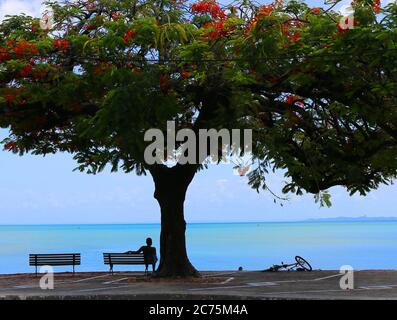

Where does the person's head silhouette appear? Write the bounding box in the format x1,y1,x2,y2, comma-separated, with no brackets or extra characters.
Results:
146,237,153,247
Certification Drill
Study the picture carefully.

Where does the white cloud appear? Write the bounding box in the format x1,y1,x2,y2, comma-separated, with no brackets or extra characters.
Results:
0,0,46,20
336,0,396,12
339,4,354,16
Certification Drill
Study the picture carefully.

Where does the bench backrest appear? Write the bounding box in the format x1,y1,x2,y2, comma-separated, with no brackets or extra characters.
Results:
103,253,145,265
29,254,81,266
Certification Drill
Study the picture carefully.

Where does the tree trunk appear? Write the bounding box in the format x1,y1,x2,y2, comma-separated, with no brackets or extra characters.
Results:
149,164,199,277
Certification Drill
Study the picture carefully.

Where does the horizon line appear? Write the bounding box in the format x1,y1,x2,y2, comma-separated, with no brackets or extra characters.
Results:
2,217,397,226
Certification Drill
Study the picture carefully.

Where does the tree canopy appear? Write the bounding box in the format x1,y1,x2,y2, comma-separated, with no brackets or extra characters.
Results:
1,0,397,201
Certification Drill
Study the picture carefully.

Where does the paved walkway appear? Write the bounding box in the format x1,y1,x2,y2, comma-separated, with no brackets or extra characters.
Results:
1,270,397,299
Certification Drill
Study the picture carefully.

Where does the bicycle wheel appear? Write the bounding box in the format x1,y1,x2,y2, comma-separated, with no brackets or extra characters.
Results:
295,256,312,271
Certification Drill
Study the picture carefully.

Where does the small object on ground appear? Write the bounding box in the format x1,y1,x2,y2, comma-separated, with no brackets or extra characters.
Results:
263,256,312,272
238,266,243,271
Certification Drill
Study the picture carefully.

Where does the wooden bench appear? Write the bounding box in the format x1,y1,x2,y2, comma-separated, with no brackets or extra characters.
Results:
29,253,81,275
103,253,147,274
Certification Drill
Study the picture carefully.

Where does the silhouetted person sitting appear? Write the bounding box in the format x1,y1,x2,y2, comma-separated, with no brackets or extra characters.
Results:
125,237,158,274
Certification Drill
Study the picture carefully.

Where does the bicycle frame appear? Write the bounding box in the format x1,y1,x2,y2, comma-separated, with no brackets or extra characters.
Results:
266,256,312,272
270,262,305,271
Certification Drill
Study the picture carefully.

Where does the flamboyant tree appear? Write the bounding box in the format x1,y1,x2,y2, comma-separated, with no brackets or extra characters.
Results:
1,0,397,276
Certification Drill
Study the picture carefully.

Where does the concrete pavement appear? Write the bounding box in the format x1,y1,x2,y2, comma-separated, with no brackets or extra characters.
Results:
1,270,397,300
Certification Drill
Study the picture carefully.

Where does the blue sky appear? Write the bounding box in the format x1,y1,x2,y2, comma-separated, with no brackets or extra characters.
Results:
1,0,397,224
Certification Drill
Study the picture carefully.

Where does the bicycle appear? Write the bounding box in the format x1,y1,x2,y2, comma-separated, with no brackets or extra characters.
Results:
264,256,312,272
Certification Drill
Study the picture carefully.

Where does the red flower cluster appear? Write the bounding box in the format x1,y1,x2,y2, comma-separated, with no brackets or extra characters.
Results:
84,24,98,31
2,88,24,105
288,32,301,43
180,70,190,79
280,23,290,36
244,19,255,35
4,141,18,152
204,20,232,40
257,5,274,18
123,29,136,43
160,74,170,91
351,0,381,13
0,48,11,62
19,64,33,78
373,0,381,13
310,7,321,15
111,12,122,20
53,39,70,52
14,40,39,56
284,95,298,105
4,95,14,103
246,3,274,30
191,0,226,19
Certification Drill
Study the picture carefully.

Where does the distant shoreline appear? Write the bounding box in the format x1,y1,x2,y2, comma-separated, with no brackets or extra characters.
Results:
1,217,397,226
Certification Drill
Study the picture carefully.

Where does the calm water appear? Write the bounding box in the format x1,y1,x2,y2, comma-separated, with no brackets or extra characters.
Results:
0,222,396,274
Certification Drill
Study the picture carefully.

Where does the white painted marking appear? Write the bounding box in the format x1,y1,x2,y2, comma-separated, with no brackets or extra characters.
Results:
380,284,397,287
189,273,368,292
73,275,110,283
103,278,129,284
190,282,279,291
76,285,131,293
221,277,235,284
359,285,393,290
313,274,343,281
247,282,278,287
204,272,237,277
260,288,355,295
260,285,397,296
13,285,38,289
189,285,250,291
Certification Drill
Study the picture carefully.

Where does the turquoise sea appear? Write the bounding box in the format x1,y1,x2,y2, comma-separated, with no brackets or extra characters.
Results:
0,221,396,274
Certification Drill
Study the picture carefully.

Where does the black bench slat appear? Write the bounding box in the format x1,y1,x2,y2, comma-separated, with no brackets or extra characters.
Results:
104,259,145,261
105,261,145,264
103,255,144,258
104,256,143,257
29,256,80,260
103,253,144,256
104,258,145,260
29,253,79,256
29,262,81,266
29,257,81,260
105,256,143,260
29,258,80,262
29,255,79,258
29,258,81,262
